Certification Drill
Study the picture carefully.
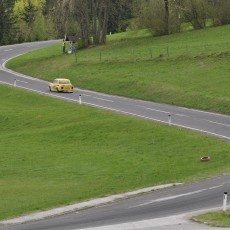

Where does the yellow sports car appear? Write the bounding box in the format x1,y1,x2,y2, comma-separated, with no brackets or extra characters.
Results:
49,78,74,93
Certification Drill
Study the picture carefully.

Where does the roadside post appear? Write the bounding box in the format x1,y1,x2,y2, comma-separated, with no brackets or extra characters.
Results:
79,95,82,104
168,114,171,126
14,79,17,87
223,192,228,213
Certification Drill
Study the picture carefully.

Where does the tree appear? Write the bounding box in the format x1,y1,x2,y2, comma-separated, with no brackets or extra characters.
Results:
13,0,55,42
14,0,45,23
164,0,169,34
31,12,47,41
181,0,208,29
207,0,230,26
107,0,134,33
0,0,17,45
67,0,111,47
43,0,73,38
137,0,181,36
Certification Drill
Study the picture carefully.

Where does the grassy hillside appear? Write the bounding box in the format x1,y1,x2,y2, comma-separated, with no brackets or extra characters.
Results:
0,84,230,220
7,26,230,114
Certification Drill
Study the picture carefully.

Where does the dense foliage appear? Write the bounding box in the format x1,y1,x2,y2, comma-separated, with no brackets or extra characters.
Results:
1,0,230,46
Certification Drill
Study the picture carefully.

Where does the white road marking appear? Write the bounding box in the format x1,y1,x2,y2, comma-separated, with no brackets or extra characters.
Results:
3,49,13,52
208,185,224,190
0,81,13,87
27,45,38,47
137,105,170,114
0,184,177,225
1,61,47,82
139,105,230,128
93,96,114,102
206,120,230,127
137,105,192,117
180,105,230,118
175,113,186,117
128,185,223,209
0,80,230,141
15,79,28,84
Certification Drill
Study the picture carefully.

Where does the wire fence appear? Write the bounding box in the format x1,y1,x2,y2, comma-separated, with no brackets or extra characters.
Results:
75,41,230,64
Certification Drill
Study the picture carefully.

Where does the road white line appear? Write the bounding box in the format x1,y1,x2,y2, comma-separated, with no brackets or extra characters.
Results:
84,101,230,140
3,49,13,52
81,93,92,97
172,122,230,140
0,184,177,225
93,96,114,102
206,120,230,127
128,189,207,209
175,113,186,117
137,105,170,114
138,106,230,127
208,185,223,190
180,105,230,118
0,80,13,87
128,185,223,209
15,79,28,84
0,80,230,141
2,59,47,82
137,105,191,117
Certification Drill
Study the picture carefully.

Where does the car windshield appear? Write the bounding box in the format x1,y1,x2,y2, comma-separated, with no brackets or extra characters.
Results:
59,80,70,84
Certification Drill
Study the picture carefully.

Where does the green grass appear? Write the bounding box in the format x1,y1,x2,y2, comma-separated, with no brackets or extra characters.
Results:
3,25,230,220
7,25,230,115
193,210,230,227
0,84,230,220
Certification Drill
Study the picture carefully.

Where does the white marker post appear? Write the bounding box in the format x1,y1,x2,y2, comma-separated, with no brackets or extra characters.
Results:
223,192,228,213
79,95,82,105
14,79,17,87
168,114,171,126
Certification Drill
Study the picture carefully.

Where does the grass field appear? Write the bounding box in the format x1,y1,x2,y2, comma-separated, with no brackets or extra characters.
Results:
2,25,230,221
193,210,230,227
0,84,230,220
6,25,230,114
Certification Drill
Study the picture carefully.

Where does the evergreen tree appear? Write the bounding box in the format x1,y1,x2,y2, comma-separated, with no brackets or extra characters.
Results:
0,0,16,45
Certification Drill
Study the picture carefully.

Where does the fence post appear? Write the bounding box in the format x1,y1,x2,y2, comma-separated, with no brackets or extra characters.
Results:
149,48,153,59
106,50,108,63
167,46,169,57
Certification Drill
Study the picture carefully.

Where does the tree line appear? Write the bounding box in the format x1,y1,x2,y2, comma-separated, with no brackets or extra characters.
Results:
1,0,230,46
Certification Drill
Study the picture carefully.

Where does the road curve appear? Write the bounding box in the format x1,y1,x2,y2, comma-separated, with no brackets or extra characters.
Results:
1,42,230,141
0,41,230,230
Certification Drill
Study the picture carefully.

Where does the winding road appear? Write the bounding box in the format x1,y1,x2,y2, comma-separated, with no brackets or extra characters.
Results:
0,41,230,230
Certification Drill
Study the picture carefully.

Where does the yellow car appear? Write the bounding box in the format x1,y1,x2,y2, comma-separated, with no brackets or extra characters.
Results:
49,78,74,93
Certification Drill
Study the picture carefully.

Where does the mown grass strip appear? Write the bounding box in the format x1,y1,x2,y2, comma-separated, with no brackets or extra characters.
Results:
193,210,230,227
0,84,230,220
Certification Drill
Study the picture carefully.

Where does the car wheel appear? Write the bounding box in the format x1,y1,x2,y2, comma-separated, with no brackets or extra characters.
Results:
56,87,59,93
49,86,51,91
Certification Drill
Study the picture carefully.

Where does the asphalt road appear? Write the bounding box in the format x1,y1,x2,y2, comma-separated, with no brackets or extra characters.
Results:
0,41,230,230
1,175,230,230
